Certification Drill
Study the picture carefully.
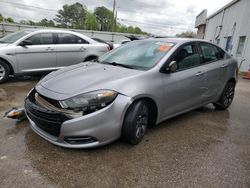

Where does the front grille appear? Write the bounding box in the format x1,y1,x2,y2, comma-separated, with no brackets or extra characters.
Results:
25,90,69,137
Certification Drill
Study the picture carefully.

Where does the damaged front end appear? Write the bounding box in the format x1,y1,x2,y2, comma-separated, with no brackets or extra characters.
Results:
24,89,73,137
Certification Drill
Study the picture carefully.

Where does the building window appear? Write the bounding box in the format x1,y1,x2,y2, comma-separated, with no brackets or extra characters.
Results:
236,36,246,55
225,36,232,52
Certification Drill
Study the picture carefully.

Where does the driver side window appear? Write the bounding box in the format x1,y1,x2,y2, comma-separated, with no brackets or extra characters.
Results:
27,33,54,45
172,43,201,71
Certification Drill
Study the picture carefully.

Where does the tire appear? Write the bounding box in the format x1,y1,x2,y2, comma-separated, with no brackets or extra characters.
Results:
0,61,10,84
121,100,149,145
213,81,235,110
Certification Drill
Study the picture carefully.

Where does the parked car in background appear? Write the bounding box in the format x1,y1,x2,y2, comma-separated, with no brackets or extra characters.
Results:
91,38,113,50
113,35,150,49
24,38,238,149
0,29,110,83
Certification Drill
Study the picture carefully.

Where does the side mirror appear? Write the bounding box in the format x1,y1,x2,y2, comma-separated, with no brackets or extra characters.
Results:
20,40,32,47
165,61,178,73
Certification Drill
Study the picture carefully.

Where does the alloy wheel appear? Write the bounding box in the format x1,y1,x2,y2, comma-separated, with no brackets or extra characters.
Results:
135,103,149,139
0,64,6,80
222,83,235,107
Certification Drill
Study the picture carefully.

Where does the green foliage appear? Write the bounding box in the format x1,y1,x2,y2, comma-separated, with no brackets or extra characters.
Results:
116,24,145,34
6,17,14,23
176,31,197,38
0,3,146,34
0,14,14,23
94,6,113,31
134,27,143,34
54,2,87,29
37,19,55,27
0,14,4,22
85,11,98,30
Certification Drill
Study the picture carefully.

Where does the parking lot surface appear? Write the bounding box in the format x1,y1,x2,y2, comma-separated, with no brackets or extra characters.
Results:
0,77,249,188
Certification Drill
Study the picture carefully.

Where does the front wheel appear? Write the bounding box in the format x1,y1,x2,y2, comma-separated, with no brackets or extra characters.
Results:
121,100,149,145
213,82,235,110
0,61,10,84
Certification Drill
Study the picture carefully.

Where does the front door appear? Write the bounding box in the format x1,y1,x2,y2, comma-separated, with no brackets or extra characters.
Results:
15,32,57,73
161,43,207,118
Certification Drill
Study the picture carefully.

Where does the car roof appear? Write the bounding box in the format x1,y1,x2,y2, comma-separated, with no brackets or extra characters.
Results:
16,29,98,44
22,29,83,34
143,37,210,44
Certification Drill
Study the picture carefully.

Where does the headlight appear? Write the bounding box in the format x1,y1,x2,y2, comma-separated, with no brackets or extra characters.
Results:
59,90,118,110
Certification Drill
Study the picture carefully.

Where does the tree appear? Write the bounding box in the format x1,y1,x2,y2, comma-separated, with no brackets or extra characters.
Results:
85,11,98,30
127,26,134,33
0,14,15,23
27,20,35,25
0,14,4,22
0,4,147,34
176,31,197,38
116,25,127,33
38,19,55,27
94,6,113,31
54,2,87,29
6,17,14,23
134,27,142,34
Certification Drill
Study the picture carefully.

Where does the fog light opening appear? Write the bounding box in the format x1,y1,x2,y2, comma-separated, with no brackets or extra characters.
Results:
65,136,98,145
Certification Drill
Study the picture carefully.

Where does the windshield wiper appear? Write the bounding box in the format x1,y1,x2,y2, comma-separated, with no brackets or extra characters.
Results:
102,61,134,69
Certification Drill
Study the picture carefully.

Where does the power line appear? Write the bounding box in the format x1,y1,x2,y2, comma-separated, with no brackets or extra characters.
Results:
0,0,196,32
118,18,196,31
0,1,58,12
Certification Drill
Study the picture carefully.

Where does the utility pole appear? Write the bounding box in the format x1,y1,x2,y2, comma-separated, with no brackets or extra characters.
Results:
112,0,116,32
114,10,117,32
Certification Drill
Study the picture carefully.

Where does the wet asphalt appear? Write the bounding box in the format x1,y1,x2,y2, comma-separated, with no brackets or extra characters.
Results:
0,77,249,188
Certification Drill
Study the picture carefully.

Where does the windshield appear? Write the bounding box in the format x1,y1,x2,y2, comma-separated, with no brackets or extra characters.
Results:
0,31,31,43
99,40,174,70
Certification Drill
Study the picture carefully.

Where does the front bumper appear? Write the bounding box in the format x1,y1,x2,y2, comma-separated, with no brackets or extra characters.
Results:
25,93,131,149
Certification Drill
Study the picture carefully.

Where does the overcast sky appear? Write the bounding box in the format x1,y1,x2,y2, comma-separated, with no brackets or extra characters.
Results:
0,0,232,36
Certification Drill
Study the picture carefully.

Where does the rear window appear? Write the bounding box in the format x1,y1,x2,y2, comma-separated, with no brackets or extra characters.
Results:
200,42,224,63
57,33,88,44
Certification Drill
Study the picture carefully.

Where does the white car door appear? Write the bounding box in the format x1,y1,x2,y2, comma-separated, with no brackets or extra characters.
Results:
56,33,89,68
15,32,57,73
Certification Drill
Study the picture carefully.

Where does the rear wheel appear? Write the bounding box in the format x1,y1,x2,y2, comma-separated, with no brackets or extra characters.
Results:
121,100,149,145
213,82,235,110
0,61,10,84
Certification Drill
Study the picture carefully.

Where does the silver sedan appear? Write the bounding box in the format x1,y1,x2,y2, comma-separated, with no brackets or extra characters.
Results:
0,29,110,83
24,38,238,148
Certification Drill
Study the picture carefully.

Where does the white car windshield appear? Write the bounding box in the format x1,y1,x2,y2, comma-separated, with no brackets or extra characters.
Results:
99,40,175,70
0,31,31,43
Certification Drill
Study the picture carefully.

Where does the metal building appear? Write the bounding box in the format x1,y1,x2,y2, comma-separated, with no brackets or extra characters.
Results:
195,0,250,72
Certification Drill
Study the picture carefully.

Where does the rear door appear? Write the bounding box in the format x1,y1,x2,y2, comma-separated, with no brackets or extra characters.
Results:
198,42,228,101
15,32,57,73
161,42,207,117
55,33,89,68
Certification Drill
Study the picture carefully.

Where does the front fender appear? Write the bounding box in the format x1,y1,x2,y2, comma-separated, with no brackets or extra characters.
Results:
0,53,18,74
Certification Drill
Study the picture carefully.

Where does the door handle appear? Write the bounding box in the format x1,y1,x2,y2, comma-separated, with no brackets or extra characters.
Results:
196,71,204,77
46,47,54,51
221,63,228,68
80,47,86,51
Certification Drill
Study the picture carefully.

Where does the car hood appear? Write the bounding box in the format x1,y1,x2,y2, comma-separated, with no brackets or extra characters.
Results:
0,43,9,47
36,62,142,100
